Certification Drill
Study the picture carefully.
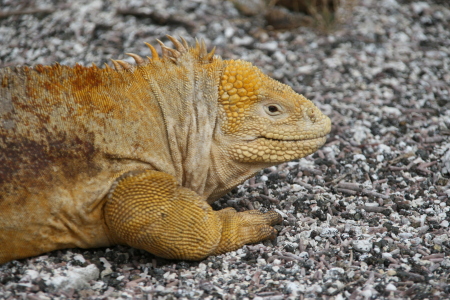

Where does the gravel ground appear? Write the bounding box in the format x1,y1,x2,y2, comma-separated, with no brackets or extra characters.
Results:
1,0,450,299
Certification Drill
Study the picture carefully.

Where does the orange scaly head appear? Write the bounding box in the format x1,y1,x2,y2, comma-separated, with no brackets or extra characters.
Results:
218,59,331,164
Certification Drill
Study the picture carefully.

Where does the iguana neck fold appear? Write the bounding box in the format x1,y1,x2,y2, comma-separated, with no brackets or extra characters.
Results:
132,50,225,197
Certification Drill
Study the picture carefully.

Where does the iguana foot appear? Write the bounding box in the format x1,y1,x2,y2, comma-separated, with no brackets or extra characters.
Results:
213,208,281,255
104,170,282,260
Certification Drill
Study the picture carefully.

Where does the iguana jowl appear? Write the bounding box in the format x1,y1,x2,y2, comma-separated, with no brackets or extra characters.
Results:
0,36,331,263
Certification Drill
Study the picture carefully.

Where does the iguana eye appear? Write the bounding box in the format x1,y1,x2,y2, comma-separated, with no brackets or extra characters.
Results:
264,104,283,116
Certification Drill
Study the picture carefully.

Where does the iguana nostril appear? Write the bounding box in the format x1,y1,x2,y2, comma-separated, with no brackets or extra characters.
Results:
308,108,318,122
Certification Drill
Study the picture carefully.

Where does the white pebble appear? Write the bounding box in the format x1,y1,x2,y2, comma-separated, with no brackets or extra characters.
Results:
385,283,397,291
291,184,302,191
398,233,413,239
25,270,40,281
273,51,286,64
352,240,373,253
335,293,345,300
377,144,392,154
360,287,372,299
99,257,111,268
73,254,86,264
257,258,267,266
224,27,234,38
46,264,100,291
353,154,366,162
257,41,278,51
441,258,450,268
297,65,316,74
232,36,253,46
412,2,430,14
299,251,309,259
198,263,207,271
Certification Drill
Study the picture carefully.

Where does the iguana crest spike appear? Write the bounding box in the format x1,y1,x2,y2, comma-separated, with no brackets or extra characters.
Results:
110,59,124,71
156,39,171,58
166,35,187,53
194,38,208,57
180,36,189,50
165,47,181,59
126,53,146,66
116,60,133,70
144,42,159,60
202,46,216,63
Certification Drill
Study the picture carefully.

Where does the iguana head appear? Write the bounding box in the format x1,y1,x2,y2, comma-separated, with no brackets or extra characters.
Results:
218,59,331,164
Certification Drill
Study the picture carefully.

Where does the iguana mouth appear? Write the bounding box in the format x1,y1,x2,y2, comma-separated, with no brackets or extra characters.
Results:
256,135,326,142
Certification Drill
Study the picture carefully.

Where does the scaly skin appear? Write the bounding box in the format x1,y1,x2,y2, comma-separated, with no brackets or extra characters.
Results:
0,36,331,264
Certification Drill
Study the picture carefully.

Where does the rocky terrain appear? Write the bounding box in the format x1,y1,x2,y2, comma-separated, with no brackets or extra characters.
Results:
0,0,449,299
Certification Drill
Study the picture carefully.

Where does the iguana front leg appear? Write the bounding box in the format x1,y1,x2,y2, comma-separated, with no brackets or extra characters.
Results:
104,170,281,260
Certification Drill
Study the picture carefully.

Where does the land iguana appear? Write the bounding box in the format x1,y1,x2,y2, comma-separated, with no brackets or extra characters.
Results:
0,36,331,264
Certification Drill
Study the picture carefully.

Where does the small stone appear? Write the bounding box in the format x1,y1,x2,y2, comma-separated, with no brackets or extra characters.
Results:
325,268,345,280
299,251,309,259
320,227,339,238
198,263,207,271
257,258,267,266
385,283,397,291
441,258,450,268
73,254,86,264
100,267,113,278
25,270,40,281
353,154,366,162
398,233,413,239
381,106,402,116
387,270,397,276
291,184,302,191
46,264,100,291
360,288,372,299
273,51,286,64
224,27,234,38
352,240,373,253
232,36,253,46
296,65,316,74
257,41,278,51
412,2,430,14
